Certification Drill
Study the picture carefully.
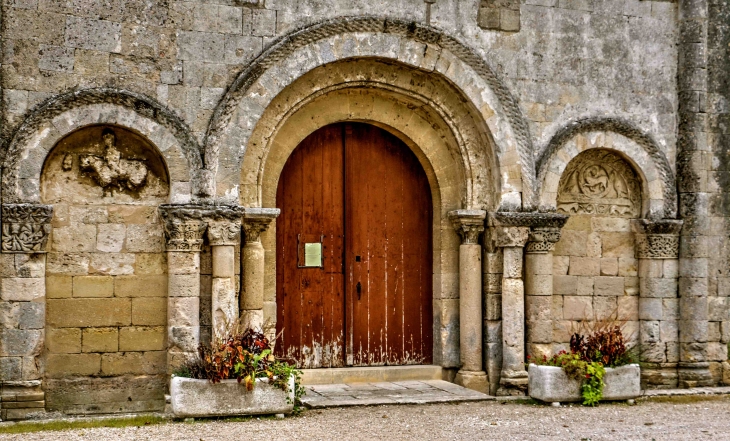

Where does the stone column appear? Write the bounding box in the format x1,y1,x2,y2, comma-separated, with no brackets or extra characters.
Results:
676,0,714,387
449,210,489,393
160,208,205,369
207,221,241,336
483,233,503,396
525,227,563,360
241,208,279,331
633,219,683,388
491,224,530,395
0,203,52,420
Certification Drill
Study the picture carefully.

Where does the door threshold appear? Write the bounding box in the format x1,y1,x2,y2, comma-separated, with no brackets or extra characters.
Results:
301,365,443,385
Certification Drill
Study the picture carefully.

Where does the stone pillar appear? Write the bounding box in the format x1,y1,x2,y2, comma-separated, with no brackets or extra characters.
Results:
491,225,529,395
207,221,241,336
449,210,489,393
525,227,563,360
634,219,683,388
160,208,205,369
0,204,52,420
483,233,503,396
241,208,279,331
676,0,714,387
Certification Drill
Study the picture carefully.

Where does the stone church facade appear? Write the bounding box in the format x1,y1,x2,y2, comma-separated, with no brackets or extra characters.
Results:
0,0,728,420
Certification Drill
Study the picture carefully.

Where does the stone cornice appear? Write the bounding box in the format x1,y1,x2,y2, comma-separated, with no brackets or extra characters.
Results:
242,208,280,243
488,211,568,229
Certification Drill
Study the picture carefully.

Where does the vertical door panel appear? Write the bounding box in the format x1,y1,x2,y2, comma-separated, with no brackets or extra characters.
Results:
276,124,345,368
345,123,433,366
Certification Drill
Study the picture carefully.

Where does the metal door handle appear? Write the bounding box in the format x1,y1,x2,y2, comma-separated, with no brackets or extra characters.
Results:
356,282,361,300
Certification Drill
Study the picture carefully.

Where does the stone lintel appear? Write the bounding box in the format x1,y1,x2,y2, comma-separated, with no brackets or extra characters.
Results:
243,208,280,243
448,209,486,245
632,219,683,259
1,204,53,254
488,211,568,229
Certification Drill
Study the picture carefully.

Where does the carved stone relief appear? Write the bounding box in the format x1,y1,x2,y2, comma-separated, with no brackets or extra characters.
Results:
1,204,53,253
41,125,168,204
557,149,641,218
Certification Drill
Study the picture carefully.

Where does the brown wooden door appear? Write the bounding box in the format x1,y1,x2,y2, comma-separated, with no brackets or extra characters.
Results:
276,122,432,368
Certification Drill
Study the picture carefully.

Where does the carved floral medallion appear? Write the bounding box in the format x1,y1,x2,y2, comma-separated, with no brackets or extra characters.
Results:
557,149,641,217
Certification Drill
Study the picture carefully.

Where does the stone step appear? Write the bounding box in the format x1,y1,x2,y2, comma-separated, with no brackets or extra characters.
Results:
301,365,443,385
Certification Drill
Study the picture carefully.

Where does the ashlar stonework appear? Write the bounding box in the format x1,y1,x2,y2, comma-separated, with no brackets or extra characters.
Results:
0,0,728,421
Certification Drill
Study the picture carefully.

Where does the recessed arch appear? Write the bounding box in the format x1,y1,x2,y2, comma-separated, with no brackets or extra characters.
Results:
537,117,677,219
2,88,204,204
207,16,536,210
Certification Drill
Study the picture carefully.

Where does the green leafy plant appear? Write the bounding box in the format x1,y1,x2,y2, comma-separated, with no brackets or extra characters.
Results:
178,320,304,406
529,323,631,406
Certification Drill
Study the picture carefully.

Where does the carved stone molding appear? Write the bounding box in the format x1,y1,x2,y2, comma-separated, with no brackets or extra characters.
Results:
243,208,280,243
449,210,486,245
632,219,683,259
488,211,568,229
557,149,641,217
1,204,53,253
162,218,206,252
207,222,241,246
526,228,562,254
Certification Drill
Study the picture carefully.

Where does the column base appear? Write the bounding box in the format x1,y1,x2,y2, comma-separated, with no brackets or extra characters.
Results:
497,370,528,396
1,380,45,421
678,362,714,388
455,370,489,394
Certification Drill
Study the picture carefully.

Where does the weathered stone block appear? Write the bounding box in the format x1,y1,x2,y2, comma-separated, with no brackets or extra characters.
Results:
639,259,664,278
134,253,167,275
529,364,641,403
251,9,276,37
52,224,97,252
45,353,101,378
601,232,634,258
708,297,729,321
639,298,663,321
168,252,200,275
0,357,22,381
89,253,135,275
73,275,113,298
553,256,569,275
593,296,617,320
1,278,45,301
568,257,600,276
554,230,587,256
525,274,552,296
125,224,164,252
82,327,118,353
47,328,81,354
119,326,165,351
563,296,592,320
19,303,45,329
47,298,131,327
618,296,639,321
96,224,126,253
115,275,168,298
576,277,595,296
65,16,122,52
526,295,551,321
169,273,200,297
0,329,43,356
101,351,166,376
527,320,552,344
553,275,577,295
46,253,90,276
46,275,72,299
177,31,225,62
594,276,625,296
641,277,678,298
132,297,167,326
45,376,166,414
618,257,638,277
600,257,619,276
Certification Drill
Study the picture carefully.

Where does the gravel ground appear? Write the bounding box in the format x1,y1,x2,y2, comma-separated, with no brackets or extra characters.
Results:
3,398,730,441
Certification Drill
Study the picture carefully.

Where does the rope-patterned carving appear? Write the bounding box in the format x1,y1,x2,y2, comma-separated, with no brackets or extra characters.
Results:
1,88,204,202
536,117,677,218
204,16,536,209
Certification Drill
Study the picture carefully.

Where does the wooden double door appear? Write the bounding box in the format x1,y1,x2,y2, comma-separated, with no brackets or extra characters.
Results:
275,122,433,368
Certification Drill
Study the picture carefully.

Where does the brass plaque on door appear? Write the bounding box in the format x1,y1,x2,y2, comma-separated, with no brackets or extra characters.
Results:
297,234,324,268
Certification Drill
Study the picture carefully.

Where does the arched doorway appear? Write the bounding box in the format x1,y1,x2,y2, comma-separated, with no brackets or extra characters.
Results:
275,122,433,368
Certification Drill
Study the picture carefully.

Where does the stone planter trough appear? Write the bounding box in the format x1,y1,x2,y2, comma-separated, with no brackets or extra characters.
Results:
528,363,640,404
170,376,295,418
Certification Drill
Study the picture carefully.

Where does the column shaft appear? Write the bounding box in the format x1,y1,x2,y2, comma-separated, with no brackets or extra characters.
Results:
208,221,241,336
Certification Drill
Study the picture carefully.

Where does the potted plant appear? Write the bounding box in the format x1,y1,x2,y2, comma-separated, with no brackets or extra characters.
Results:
528,322,639,406
170,323,304,418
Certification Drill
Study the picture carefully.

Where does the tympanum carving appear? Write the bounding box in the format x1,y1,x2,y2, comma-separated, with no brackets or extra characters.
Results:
79,128,148,195
557,149,641,217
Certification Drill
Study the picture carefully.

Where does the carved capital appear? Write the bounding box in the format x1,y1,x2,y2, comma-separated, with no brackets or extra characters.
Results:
526,227,562,254
242,208,280,243
449,210,486,245
632,219,683,259
1,204,53,253
207,222,240,246
163,219,206,252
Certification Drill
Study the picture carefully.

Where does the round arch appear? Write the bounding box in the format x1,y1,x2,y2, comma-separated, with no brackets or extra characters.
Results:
537,117,677,219
1,88,203,204
206,16,536,210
